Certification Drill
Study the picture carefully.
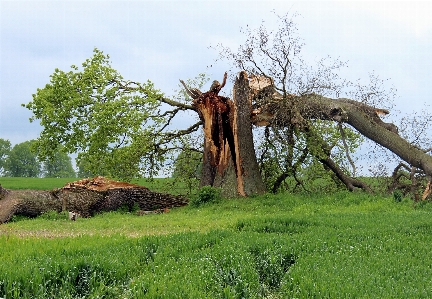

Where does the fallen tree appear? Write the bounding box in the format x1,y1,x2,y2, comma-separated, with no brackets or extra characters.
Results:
250,85,432,195
0,176,188,224
24,13,432,199
180,71,432,197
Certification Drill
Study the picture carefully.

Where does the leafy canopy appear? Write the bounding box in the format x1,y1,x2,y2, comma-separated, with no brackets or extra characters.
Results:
25,49,174,180
0,138,11,176
4,140,41,177
42,149,76,178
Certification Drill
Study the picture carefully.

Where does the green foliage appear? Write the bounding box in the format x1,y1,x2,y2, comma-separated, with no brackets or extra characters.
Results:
11,211,69,223
24,48,168,181
190,185,222,207
42,149,75,178
236,216,312,234
171,147,201,194
393,189,403,202
0,140,74,178
9,214,29,223
0,138,11,176
39,210,69,221
4,140,41,177
76,158,94,178
116,202,140,214
257,121,363,193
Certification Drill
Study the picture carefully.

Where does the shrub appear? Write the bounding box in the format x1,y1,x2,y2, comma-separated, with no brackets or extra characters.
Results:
190,186,221,207
9,214,29,222
116,202,140,214
393,190,403,202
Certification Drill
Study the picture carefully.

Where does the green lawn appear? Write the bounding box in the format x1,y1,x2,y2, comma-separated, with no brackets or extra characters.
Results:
1,179,432,298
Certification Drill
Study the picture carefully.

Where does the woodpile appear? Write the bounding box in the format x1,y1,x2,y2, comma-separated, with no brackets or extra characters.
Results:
0,177,188,224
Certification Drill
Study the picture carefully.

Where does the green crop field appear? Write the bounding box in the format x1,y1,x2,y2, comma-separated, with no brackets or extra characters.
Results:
0,177,81,190
1,178,432,298
0,177,193,197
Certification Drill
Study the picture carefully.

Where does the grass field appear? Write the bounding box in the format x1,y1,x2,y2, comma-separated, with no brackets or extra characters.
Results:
0,177,191,194
1,178,432,298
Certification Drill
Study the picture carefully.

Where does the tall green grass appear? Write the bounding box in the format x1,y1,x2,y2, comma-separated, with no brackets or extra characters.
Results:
0,177,191,194
1,189,432,298
0,177,79,190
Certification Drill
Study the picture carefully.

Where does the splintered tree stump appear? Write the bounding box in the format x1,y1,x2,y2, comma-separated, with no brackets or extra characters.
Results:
0,177,188,224
181,72,265,197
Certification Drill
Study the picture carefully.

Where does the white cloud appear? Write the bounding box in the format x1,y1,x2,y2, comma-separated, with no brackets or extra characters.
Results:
1,0,431,146
341,2,432,39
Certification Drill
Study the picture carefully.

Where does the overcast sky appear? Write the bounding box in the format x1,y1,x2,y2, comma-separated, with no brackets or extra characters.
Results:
1,1,431,148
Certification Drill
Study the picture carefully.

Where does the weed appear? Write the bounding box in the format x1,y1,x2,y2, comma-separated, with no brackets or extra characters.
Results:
393,189,403,202
190,186,222,207
236,217,311,234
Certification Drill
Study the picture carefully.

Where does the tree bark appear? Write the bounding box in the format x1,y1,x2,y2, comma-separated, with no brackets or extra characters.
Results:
184,72,265,197
230,71,266,196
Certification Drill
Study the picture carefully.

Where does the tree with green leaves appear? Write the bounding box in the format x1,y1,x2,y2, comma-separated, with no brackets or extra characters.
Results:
171,146,202,195
0,138,11,176
25,14,432,199
42,150,75,178
4,140,41,177
25,49,203,181
76,158,95,178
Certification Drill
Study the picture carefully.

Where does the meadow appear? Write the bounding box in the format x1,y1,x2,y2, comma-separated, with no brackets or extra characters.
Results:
1,178,432,298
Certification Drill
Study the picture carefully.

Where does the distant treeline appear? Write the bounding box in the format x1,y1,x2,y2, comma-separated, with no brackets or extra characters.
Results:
0,139,76,178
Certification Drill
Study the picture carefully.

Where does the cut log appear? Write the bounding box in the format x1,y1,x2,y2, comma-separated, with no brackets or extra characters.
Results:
0,176,188,224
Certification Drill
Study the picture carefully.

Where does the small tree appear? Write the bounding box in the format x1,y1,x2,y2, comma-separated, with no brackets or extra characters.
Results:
0,138,11,176
76,158,95,178
172,147,202,194
24,49,204,181
5,140,41,177
42,150,76,178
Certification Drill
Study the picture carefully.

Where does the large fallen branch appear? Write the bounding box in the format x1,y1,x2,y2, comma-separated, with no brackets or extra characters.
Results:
0,176,188,224
251,80,432,193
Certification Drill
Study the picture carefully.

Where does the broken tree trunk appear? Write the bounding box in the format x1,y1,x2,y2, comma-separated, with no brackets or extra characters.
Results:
0,176,188,224
181,71,432,196
230,71,266,196
181,72,265,197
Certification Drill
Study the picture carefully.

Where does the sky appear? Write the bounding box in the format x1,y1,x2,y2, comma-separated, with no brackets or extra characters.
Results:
1,1,431,152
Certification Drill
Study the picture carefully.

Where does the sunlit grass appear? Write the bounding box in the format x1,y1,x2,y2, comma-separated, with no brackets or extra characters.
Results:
0,177,79,190
2,180,432,298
